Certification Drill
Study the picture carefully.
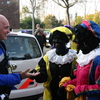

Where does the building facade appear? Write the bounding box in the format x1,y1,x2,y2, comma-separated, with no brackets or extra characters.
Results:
0,0,20,29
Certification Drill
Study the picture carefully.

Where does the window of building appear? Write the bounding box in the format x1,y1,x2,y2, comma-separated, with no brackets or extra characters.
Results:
7,1,10,4
0,9,2,11
14,15,17,18
1,2,4,4
5,9,9,13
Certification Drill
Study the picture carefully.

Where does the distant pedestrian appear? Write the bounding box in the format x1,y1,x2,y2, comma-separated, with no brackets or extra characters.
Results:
35,24,46,52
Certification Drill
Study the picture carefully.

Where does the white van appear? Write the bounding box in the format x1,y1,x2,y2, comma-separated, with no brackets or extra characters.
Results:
4,31,44,100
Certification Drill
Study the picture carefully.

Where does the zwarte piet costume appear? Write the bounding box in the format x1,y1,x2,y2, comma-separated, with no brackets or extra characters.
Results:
31,27,77,100
59,20,100,100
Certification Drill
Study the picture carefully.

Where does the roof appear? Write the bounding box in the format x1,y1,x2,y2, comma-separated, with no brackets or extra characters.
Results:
7,31,36,38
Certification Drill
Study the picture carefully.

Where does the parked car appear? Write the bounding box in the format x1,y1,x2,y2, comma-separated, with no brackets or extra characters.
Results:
21,30,33,35
4,31,44,100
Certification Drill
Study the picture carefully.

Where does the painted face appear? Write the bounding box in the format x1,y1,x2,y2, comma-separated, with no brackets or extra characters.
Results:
73,25,99,54
50,30,69,49
0,17,10,40
52,38,66,49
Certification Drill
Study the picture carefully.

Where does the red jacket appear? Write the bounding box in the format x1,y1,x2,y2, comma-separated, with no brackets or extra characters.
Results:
63,56,100,100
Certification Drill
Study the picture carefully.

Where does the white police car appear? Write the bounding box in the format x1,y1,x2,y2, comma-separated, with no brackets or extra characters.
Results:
4,31,44,100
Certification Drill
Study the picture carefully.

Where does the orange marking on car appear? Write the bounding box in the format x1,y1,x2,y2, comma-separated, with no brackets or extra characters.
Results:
34,83,38,87
19,78,34,89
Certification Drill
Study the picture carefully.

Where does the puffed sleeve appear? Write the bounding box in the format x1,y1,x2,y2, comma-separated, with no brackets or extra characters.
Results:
74,56,100,96
34,57,48,83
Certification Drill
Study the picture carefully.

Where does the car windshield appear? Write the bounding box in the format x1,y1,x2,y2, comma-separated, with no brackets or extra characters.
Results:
4,36,42,60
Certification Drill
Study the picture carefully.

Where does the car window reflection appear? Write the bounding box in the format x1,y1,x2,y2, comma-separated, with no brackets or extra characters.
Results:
4,36,42,60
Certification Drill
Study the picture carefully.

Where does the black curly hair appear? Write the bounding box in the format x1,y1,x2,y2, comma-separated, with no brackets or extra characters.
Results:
72,25,100,54
49,30,69,46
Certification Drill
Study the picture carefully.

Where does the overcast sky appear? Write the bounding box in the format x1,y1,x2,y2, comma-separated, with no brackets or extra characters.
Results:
20,0,100,20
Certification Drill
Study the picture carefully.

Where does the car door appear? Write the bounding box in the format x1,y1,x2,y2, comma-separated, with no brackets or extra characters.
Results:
4,33,44,99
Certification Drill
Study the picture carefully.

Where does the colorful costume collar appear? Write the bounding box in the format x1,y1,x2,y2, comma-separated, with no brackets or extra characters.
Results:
46,49,77,65
77,48,100,67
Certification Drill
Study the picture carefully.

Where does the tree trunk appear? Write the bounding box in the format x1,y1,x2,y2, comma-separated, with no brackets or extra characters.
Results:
66,7,70,25
30,0,35,35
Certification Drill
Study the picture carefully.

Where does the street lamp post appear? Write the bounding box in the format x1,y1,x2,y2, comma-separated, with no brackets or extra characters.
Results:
30,0,35,35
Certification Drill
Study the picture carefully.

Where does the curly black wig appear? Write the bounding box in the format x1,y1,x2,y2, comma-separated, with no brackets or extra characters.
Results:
49,30,69,46
72,25,100,54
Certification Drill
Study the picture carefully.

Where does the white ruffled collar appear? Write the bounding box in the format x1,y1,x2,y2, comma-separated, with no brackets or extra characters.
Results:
77,48,100,67
46,49,77,65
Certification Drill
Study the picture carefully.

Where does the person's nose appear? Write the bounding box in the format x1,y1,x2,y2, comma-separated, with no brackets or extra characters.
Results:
7,28,10,33
53,39,58,43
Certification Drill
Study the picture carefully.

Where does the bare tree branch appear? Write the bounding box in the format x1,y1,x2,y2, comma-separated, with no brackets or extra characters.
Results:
52,0,78,25
52,0,66,8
